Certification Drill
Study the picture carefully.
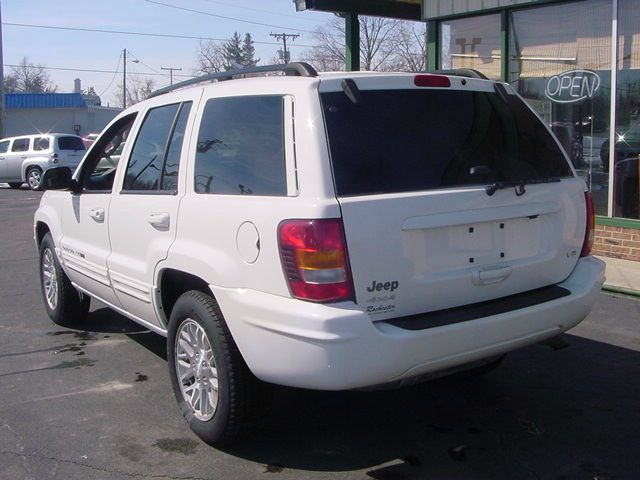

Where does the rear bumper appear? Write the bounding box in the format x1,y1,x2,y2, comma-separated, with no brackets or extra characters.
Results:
211,256,605,390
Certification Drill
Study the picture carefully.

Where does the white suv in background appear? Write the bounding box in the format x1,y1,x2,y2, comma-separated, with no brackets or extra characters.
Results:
33,63,605,446
0,133,86,190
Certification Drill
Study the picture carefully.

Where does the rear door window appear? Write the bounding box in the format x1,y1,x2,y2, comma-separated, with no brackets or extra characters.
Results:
194,95,286,196
321,88,572,196
11,138,30,152
123,102,191,192
0,141,9,154
34,137,50,151
57,136,85,151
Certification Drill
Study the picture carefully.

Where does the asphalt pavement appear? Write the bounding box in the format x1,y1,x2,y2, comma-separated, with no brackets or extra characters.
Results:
1,185,639,480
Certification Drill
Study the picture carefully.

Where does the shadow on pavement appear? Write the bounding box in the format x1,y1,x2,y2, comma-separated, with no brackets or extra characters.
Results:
220,334,640,479
61,305,640,479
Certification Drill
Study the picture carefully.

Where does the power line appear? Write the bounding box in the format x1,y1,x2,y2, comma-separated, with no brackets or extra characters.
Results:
127,50,161,74
144,0,315,34
3,63,193,78
270,33,300,63
199,0,320,23
161,66,182,85
1,22,316,47
98,52,123,98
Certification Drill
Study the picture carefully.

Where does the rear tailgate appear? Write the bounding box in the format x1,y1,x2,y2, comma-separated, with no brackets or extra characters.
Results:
319,75,584,321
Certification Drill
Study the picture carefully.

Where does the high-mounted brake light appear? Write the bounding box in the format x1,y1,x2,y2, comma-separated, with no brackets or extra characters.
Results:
580,191,595,257
414,74,451,88
278,219,354,303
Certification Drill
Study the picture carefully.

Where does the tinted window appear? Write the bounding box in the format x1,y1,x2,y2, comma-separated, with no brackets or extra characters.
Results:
34,137,50,151
194,96,286,196
81,115,136,192
58,136,85,151
0,141,9,154
321,88,572,196
124,103,180,191
11,138,29,152
161,102,192,191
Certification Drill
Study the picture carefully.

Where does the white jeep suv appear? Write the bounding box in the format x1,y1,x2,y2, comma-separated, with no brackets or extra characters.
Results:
34,63,605,446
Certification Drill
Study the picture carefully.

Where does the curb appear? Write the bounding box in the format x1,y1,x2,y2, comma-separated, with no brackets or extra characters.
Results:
602,284,640,298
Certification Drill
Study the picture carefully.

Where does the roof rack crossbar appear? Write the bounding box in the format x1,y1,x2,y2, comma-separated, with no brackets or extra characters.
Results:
149,62,318,99
429,68,489,80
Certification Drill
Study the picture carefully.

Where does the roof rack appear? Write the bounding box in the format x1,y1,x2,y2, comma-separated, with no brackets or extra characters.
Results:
149,62,318,98
430,68,489,80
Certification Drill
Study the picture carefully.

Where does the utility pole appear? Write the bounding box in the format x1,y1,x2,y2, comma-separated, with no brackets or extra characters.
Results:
0,1,6,137
269,32,300,64
161,66,182,85
123,48,127,109
122,49,139,109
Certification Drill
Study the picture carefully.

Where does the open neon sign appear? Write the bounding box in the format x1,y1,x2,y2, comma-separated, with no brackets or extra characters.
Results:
545,70,601,104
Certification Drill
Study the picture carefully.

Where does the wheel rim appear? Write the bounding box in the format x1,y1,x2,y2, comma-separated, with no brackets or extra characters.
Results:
42,248,58,310
175,319,218,421
28,169,41,189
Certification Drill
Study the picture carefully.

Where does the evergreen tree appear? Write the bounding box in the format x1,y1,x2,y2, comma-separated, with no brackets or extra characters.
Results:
241,33,259,67
222,32,244,69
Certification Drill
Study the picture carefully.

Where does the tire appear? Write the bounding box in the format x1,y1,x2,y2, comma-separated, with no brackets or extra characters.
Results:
8,182,23,189
26,167,43,191
167,290,269,447
39,233,90,327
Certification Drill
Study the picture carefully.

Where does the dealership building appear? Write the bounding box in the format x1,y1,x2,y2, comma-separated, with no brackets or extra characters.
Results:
297,0,640,268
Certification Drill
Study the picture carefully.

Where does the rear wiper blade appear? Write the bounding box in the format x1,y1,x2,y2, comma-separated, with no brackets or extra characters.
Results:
485,177,561,196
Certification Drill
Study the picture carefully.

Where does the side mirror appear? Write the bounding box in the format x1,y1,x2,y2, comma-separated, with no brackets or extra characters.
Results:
41,167,75,191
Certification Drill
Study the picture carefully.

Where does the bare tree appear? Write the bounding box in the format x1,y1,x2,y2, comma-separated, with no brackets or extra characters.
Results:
196,40,227,74
300,17,346,71
300,16,427,72
115,77,155,107
4,57,57,93
390,22,427,72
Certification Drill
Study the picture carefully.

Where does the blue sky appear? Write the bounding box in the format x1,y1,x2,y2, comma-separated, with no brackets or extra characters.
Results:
3,0,334,105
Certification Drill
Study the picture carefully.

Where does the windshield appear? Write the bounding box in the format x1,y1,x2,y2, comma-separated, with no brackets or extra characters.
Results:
58,136,86,151
321,88,573,197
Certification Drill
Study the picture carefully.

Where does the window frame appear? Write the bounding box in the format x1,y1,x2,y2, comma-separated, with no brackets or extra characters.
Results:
11,138,30,153
33,137,51,152
192,94,293,197
76,113,139,195
120,101,191,196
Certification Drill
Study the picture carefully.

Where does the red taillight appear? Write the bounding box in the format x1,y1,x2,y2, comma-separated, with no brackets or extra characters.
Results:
278,219,354,303
580,191,595,257
414,74,451,88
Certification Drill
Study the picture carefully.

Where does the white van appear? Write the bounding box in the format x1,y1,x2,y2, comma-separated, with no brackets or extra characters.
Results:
0,133,86,190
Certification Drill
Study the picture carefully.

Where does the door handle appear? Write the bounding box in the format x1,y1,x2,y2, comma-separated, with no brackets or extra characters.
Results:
89,208,105,222
21,155,27,159
147,212,170,229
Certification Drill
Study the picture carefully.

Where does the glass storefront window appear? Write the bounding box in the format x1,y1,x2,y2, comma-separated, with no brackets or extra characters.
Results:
508,0,612,216
440,14,501,80
614,0,640,219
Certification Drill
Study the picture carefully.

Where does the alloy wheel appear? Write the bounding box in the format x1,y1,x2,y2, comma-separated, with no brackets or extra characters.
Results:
175,319,219,421
42,248,58,310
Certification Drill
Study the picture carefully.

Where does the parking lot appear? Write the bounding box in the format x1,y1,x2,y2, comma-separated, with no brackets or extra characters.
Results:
0,185,639,480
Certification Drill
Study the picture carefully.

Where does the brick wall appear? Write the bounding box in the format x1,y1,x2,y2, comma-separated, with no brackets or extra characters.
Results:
593,225,640,262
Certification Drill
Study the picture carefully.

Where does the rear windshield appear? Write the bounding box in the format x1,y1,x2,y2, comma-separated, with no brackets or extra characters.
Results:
57,136,86,151
321,88,572,196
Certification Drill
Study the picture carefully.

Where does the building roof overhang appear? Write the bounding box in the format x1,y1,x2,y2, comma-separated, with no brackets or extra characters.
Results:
294,0,422,21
